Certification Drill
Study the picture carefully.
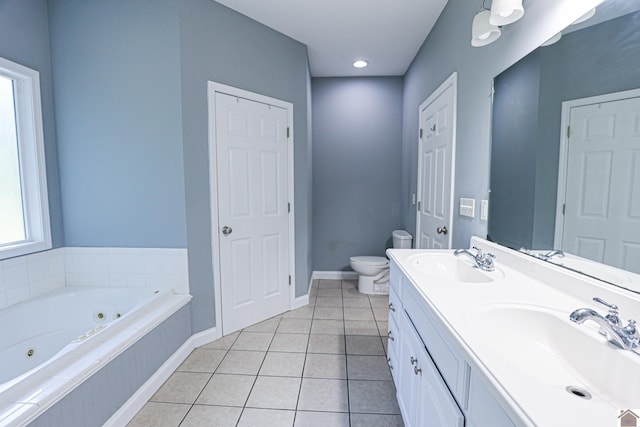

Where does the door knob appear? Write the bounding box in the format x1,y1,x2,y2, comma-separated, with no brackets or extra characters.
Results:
436,226,448,235
221,226,233,235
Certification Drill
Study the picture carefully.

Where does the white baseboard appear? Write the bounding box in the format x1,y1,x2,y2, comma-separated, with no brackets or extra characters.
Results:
293,293,309,309
105,327,218,426
312,270,358,280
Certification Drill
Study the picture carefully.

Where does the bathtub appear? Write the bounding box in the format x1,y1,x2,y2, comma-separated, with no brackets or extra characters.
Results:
0,286,191,426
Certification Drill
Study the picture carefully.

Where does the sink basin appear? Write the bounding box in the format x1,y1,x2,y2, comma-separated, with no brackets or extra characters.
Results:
473,304,640,407
407,253,504,283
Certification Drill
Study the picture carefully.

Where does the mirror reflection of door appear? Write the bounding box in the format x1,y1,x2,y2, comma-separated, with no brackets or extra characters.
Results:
558,93,640,274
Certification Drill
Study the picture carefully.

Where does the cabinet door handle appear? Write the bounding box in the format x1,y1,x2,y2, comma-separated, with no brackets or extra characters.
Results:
388,302,396,312
410,356,418,365
387,331,394,341
387,357,393,370
414,366,422,376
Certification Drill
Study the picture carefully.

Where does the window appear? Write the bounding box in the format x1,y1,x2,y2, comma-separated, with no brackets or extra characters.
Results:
0,57,51,259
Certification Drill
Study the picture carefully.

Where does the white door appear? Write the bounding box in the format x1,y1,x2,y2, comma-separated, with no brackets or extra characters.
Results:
416,73,457,249
560,95,640,273
214,91,291,334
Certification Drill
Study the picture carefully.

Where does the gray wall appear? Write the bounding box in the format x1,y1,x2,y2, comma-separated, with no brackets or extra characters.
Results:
400,0,578,248
312,77,403,270
489,51,540,249
0,0,64,248
48,0,186,248
178,0,311,331
488,11,640,249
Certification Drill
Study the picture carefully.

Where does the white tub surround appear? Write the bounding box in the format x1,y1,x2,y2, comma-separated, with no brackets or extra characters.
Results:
0,287,191,426
0,247,189,310
387,237,640,427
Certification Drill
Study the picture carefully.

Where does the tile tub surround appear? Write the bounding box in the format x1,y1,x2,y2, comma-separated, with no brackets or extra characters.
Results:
128,279,404,427
0,247,189,309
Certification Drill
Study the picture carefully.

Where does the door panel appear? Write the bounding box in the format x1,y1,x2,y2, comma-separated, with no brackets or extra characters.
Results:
215,92,290,334
562,96,640,273
416,76,456,249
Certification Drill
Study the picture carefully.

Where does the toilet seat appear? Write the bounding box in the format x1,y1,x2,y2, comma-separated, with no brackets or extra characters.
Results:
349,256,389,267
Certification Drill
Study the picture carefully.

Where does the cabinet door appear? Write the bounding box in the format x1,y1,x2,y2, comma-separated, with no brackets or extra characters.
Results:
398,312,464,427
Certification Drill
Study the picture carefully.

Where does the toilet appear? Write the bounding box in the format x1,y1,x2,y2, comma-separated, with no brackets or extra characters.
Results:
349,230,413,295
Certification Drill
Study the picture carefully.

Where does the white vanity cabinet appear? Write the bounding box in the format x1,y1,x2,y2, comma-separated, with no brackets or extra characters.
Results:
388,260,514,427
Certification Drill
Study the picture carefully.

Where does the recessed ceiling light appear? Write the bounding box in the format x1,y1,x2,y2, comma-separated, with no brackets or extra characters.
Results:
353,60,368,68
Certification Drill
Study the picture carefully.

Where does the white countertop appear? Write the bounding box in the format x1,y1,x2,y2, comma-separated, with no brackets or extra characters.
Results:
388,237,640,427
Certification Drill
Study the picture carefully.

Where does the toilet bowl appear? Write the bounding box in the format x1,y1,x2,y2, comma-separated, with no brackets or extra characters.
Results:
349,230,413,295
349,256,390,295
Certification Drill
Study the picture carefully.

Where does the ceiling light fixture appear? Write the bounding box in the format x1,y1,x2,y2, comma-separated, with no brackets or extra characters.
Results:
353,60,368,68
489,0,524,26
571,8,596,25
541,32,562,46
471,10,501,47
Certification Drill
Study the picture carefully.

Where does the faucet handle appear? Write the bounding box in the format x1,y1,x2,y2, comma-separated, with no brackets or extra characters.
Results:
593,297,621,326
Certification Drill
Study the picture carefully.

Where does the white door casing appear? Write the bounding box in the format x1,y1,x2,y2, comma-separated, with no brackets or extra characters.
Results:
208,82,295,336
555,89,640,273
416,72,457,249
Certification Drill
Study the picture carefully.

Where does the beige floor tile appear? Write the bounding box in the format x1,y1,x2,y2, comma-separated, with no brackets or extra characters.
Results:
259,352,306,377
377,321,389,336
342,298,371,308
311,319,345,335
315,297,343,308
268,333,309,353
216,350,266,375
199,331,239,350
303,353,347,379
349,380,400,414
373,308,390,321
345,320,379,336
313,307,344,320
195,373,256,406
317,288,343,297
297,378,349,412
350,413,405,427
245,376,301,410
127,402,190,427
244,316,281,333
177,348,226,373
369,296,390,309
307,334,346,354
347,355,392,380
346,335,385,356
294,411,350,427
282,305,314,319
181,405,243,427
343,288,368,298
317,279,342,289
237,408,295,427
150,372,210,404
341,280,357,289
343,308,375,321
277,318,312,333
231,331,274,351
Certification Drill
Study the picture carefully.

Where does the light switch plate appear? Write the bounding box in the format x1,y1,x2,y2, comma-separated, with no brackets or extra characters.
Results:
459,198,475,218
481,199,489,221
411,193,416,206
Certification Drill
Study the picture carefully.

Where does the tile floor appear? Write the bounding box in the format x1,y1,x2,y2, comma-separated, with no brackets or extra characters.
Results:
127,279,404,427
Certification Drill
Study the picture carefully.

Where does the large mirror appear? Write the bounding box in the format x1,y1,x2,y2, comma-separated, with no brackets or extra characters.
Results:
488,0,640,288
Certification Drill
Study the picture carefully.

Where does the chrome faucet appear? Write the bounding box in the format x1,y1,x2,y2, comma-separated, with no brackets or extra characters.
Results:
453,246,496,272
538,249,565,261
570,297,639,354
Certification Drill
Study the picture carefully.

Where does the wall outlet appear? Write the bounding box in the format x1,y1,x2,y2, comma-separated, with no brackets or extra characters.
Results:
459,198,475,218
481,199,489,221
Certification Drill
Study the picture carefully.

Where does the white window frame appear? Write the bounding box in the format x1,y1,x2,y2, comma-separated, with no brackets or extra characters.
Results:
0,57,51,259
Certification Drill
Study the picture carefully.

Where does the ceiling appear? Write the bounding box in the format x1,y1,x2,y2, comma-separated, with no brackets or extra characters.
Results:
214,0,450,77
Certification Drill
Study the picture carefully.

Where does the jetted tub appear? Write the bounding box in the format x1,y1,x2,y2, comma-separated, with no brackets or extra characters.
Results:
0,286,191,426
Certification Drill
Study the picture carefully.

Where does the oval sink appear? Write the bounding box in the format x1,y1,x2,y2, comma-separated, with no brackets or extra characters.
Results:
407,253,504,283
473,304,640,407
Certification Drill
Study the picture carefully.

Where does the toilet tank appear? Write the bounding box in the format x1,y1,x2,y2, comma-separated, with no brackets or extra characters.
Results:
392,230,413,249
